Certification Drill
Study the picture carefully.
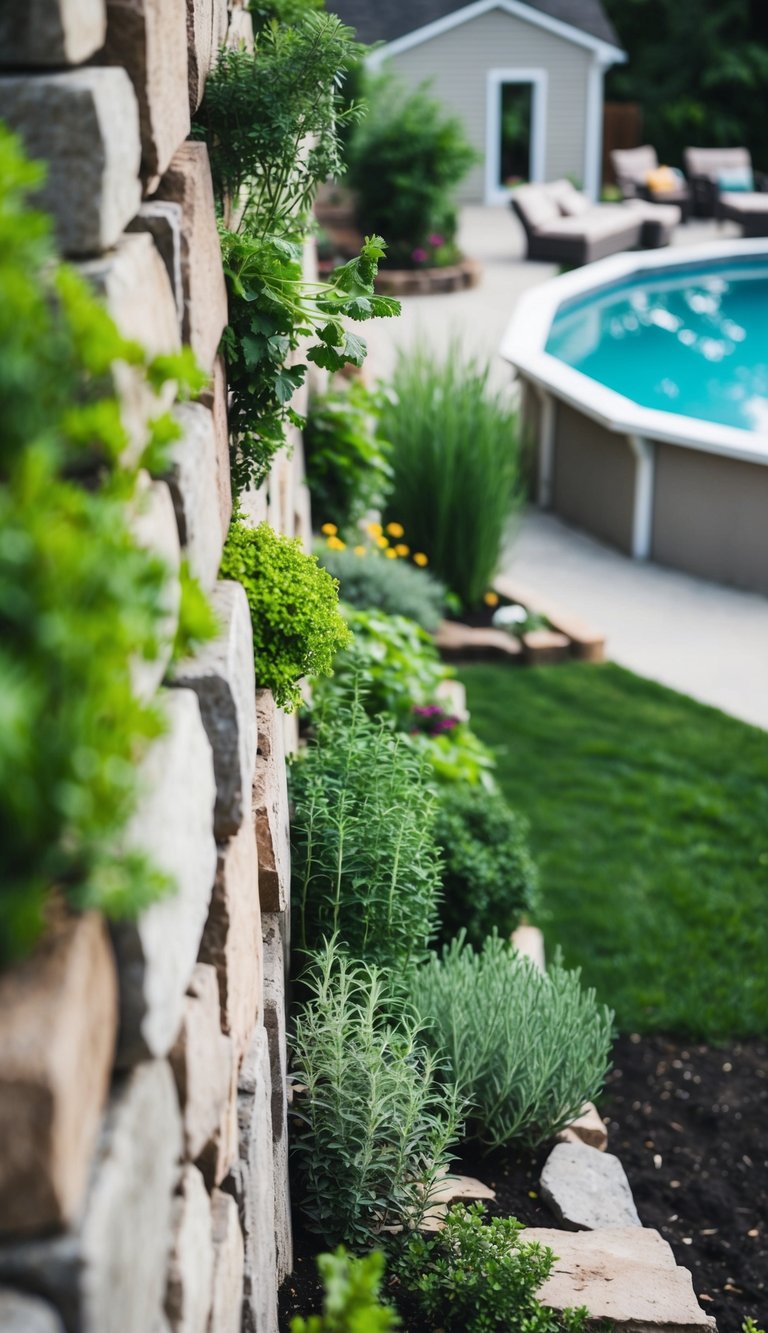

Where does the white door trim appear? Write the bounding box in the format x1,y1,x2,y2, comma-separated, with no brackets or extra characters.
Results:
485,68,547,205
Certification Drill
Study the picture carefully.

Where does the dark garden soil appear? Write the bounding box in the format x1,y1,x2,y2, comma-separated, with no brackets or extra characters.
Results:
278,1033,768,1331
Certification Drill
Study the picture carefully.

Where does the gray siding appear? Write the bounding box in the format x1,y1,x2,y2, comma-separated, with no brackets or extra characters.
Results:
386,8,593,201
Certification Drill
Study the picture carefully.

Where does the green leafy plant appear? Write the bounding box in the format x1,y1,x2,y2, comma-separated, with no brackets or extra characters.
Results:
316,541,448,633
220,514,350,710
171,560,220,665
290,684,441,967
304,380,393,533
290,939,461,1247
380,344,520,609
289,1248,400,1332
347,73,477,269
318,606,450,727
409,933,613,1149
433,784,537,947
0,126,203,962
406,723,497,789
393,1203,589,1333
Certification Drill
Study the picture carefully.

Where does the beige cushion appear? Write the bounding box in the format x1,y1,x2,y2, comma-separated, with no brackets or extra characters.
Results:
536,210,640,243
547,179,591,217
684,146,752,181
512,183,561,230
611,145,659,185
624,199,681,225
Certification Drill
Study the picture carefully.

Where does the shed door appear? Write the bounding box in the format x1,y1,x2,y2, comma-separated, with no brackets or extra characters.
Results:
485,69,547,204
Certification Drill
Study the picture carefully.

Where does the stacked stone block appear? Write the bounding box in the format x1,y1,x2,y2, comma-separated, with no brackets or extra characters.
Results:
0,2,301,1329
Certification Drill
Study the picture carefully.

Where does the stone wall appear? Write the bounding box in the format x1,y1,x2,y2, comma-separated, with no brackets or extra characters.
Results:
0,5,306,1329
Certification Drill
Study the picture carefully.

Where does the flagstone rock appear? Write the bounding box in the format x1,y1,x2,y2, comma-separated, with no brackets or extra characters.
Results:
129,476,181,701
171,582,257,841
208,1192,244,1333
0,1,106,66
253,691,290,913
113,689,217,1065
103,0,190,182
557,1101,608,1152
521,1226,716,1330
186,0,214,111
199,816,263,1064
540,1141,640,1231
0,1061,182,1333
261,914,292,1282
156,143,228,374
170,965,233,1162
198,1051,239,1192
197,356,232,542
0,1290,65,1332
127,202,185,327
164,1165,214,1333
226,7,254,49
166,402,226,591
0,69,141,256
0,917,117,1240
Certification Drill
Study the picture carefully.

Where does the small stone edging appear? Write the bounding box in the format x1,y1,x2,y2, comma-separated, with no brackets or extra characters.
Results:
435,576,606,666
375,257,482,296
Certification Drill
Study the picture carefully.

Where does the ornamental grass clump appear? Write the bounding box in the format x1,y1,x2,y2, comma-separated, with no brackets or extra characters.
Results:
317,541,448,633
380,344,520,610
433,784,538,947
290,685,441,968
409,932,613,1149
291,940,461,1248
220,516,351,711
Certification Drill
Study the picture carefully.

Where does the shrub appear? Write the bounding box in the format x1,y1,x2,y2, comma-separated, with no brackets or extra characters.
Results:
394,1203,589,1333
346,74,477,268
304,381,393,534
0,126,204,963
433,784,537,947
380,344,520,609
409,933,613,1149
291,940,461,1248
290,685,441,967
317,541,447,633
317,606,450,727
407,725,497,789
220,516,351,711
289,1248,400,1332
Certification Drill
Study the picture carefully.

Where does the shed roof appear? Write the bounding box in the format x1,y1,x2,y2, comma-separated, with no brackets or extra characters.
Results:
335,0,622,53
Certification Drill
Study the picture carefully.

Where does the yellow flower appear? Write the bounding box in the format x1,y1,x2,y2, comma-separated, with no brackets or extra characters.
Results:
385,522,404,538
484,591,500,607
367,521,383,538
320,522,338,536
375,535,388,549
395,543,410,557
326,536,346,550
413,552,429,567
385,547,397,559
353,544,366,556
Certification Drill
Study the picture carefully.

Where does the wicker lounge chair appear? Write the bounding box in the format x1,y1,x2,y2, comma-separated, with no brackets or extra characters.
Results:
683,146,768,223
510,180,680,266
611,145,690,219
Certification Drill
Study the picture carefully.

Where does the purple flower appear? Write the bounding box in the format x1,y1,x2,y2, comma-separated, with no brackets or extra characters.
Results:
428,233,445,247
411,247,428,264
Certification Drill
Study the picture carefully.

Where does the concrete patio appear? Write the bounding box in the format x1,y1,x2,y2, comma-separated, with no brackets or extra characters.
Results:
366,207,768,730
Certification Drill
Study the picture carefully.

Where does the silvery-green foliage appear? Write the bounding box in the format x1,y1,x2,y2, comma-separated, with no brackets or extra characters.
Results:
290,684,442,968
409,932,613,1149
291,940,462,1248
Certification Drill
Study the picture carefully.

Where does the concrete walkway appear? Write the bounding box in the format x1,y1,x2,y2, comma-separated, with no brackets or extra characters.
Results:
365,207,768,730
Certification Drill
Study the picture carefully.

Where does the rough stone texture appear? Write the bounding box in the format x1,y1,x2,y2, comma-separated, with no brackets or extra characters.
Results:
0,915,117,1240
171,582,257,840
511,924,546,973
198,357,233,542
156,143,229,374
166,402,225,591
261,914,292,1283
127,202,184,327
169,965,233,1162
0,1,106,65
186,0,214,111
0,1062,182,1333
558,1101,609,1152
252,691,290,913
0,1290,65,1332
212,0,228,52
540,1141,641,1232
223,1029,278,1333
79,234,181,461
521,1227,717,1331
198,1052,239,1192
0,69,141,257
103,0,190,182
239,484,269,531
164,1165,214,1333
129,476,181,700
226,7,254,49
113,689,217,1066
435,620,524,661
522,628,571,665
208,1192,244,1333
199,816,263,1064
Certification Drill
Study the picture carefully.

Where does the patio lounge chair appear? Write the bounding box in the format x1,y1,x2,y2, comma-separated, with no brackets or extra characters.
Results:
683,146,768,225
510,180,680,266
611,145,690,219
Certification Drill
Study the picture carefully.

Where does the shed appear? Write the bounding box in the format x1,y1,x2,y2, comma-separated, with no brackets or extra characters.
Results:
335,1,626,203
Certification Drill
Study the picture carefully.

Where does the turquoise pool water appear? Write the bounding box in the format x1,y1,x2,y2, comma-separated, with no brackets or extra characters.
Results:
545,257,768,433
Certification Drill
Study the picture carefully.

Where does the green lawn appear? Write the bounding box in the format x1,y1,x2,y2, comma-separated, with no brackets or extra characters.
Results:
458,662,768,1039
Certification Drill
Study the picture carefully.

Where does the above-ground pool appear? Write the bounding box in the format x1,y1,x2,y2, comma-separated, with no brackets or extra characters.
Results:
501,240,768,594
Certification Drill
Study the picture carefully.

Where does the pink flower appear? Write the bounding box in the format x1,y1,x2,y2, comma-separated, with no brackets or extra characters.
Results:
411,247,428,264
428,233,445,247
